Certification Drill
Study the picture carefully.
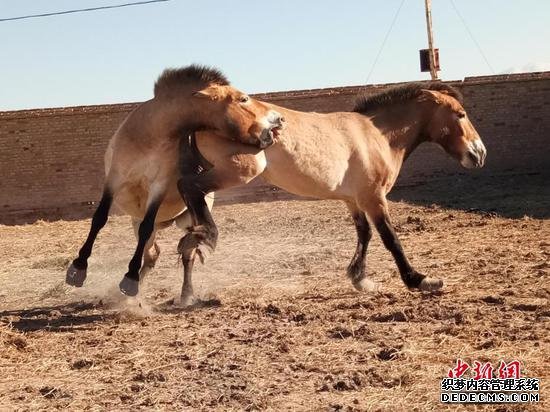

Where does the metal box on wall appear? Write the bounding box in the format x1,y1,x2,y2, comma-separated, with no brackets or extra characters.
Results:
420,48,440,72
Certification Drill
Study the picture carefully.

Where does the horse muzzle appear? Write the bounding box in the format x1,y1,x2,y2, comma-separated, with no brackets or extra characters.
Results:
460,138,487,169
258,111,285,149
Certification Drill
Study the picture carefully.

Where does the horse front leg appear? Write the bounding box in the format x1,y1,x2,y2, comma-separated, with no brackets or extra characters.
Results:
362,197,443,292
177,131,266,262
176,176,219,262
177,162,259,262
173,197,214,307
66,188,112,287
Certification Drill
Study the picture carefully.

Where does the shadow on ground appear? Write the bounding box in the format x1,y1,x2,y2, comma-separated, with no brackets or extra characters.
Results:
389,172,550,219
0,302,109,333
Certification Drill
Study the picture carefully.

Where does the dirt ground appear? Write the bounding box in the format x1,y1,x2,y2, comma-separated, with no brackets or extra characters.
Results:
0,183,549,411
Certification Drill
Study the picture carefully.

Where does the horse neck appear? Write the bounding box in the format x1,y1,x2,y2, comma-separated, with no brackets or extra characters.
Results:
369,101,430,162
163,86,216,131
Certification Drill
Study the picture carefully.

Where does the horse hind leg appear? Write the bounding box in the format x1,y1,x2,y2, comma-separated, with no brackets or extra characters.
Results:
359,195,443,292
345,201,378,292
66,188,113,287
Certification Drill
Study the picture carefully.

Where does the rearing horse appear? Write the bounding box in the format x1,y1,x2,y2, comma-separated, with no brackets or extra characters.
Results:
66,65,283,297
178,83,486,302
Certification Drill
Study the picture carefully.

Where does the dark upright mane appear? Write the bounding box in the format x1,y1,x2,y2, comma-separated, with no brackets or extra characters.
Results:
353,82,463,114
154,64,230,97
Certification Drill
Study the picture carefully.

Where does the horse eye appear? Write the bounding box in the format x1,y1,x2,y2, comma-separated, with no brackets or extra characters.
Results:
239,96,249,103
457,112,466,119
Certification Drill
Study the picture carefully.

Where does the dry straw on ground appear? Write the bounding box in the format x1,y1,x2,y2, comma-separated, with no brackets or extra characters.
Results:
0,193,548,411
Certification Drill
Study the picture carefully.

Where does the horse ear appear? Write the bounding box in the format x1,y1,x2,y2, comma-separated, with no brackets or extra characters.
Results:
419,89,444,104
192,87,219,101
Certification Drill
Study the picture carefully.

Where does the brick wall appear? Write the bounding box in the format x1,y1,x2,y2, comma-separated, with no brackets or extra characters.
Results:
1,72,549,223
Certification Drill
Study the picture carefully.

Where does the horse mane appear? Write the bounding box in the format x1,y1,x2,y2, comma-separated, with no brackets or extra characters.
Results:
154,64,230,97
353,82,463,114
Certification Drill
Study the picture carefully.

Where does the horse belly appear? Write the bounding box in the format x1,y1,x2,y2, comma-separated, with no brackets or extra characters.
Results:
263,158,351,199
113,180,186,223
158,183,188,221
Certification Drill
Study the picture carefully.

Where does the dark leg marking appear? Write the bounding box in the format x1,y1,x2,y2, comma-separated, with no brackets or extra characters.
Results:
374,215,426,289
177,131,219,260
66,189,112,287
346,210,373,285
179,130,211,176
177,179,218,259
119,199,162,296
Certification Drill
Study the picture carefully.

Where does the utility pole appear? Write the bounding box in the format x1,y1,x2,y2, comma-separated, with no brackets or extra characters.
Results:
424,0,438,80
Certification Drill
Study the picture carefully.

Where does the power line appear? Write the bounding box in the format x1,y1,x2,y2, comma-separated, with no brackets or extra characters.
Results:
449,0,494,74
0,0,170,22
366,0,406,84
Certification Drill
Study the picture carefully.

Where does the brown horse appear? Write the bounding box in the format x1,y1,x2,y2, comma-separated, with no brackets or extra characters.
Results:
177,83,486,302
65,65,283,297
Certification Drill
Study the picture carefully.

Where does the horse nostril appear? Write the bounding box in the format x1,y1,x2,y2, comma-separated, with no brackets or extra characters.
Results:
280,116,285,123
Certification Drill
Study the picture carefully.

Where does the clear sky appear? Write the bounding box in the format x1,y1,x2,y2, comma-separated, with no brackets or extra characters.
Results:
1,0,549,110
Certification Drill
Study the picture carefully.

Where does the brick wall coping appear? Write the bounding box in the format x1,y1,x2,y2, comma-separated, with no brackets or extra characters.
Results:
1,71,549,120
464,71,550,84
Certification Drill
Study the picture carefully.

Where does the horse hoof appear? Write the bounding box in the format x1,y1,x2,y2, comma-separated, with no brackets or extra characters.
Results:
174,293,197,308
353,278,380,293
119,276,139,297
66,263,87,287
419,277,443,292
